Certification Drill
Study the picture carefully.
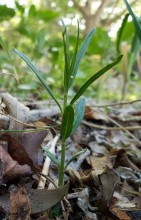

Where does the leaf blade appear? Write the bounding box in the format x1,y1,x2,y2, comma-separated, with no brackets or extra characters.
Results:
116,13,129,53
71,98,85,134
68,21,80,88
124,0,141,43
70,55,123,105
70,28,96,87
0,36,18,79
61,20,70,92
61,105,74,141
14,48,62,112
43,149,60,167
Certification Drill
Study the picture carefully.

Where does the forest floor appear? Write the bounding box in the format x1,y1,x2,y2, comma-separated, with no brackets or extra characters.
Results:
0,93,141,220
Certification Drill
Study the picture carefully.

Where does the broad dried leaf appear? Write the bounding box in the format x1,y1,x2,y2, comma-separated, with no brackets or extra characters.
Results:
0,135,39,172
87,155,112,175
114,149,141,171
111,207,131,220
0,145,31,182
98,167,120,211
9,187,30,220
29,182,69,214
85,106,107,121
18,130,48,166
0,127,48,169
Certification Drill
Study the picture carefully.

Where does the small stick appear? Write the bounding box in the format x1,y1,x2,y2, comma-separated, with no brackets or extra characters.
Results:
36,172,58,188
82,120,141,131
89,98,141,108
0,112,35,128
37,135,59,189
95,109,141,146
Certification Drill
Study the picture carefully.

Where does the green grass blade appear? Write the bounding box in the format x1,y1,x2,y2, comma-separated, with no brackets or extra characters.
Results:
14,48,62,112
124,0,141,43
65,149,87,169
61,105,74,141
116,13,129,53
131,32,140,53
127,32,140,77
69,21,80,88
61,20,70,92
71,98,85,134
70,55,123,105
0,36,18,80
70,28,96,87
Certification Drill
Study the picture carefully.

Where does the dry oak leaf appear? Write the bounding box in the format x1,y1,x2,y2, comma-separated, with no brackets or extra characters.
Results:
0,135,40,172
29,182,69,214
96,167,120,219
87,155,113,175
0,145,31,182
17,130,48,166
9,187,30,220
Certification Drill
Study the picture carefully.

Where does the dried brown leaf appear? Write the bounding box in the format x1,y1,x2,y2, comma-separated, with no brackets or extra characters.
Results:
114,149,141,171
9,187,30,220
1,135,39,172
18,130,48,166
87,155,112,175
29,182,69,214
85,106,107,121
0,146,31,182
111,207,131,220
95,167,120,219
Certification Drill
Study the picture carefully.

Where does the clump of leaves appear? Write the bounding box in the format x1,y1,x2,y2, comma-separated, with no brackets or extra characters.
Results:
14,20,122,186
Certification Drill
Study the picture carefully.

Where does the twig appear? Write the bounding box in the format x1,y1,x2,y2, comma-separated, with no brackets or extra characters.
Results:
36,172,58,189
63,196,72,220
38,135,59,189
95,109,141,146
0,112,35,128
82,120,141,131
88,98,141,108
61,200,66,220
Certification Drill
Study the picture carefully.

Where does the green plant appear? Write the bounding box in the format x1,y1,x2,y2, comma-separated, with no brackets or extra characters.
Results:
116,0,141,100
14,21,122,186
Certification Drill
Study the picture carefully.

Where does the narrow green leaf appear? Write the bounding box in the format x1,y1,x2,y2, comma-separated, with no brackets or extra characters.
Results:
70,55,123,105
131,32,140,53
43,149,60,167
71,98,85,134
61,105,74,141
61,20,70,92
127,32,140,77
14,48,62,112
0,36,18,79
69,21,80,88
70,28,96,87
124,0,141,43
116,13,129,53
65,149,87,169
0,36,12,64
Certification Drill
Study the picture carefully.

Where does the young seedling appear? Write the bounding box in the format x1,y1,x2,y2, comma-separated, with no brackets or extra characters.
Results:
14,21,122,186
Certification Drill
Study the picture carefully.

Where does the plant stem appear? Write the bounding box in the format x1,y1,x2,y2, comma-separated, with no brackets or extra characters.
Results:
63,93,68,111
58,140,66,186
